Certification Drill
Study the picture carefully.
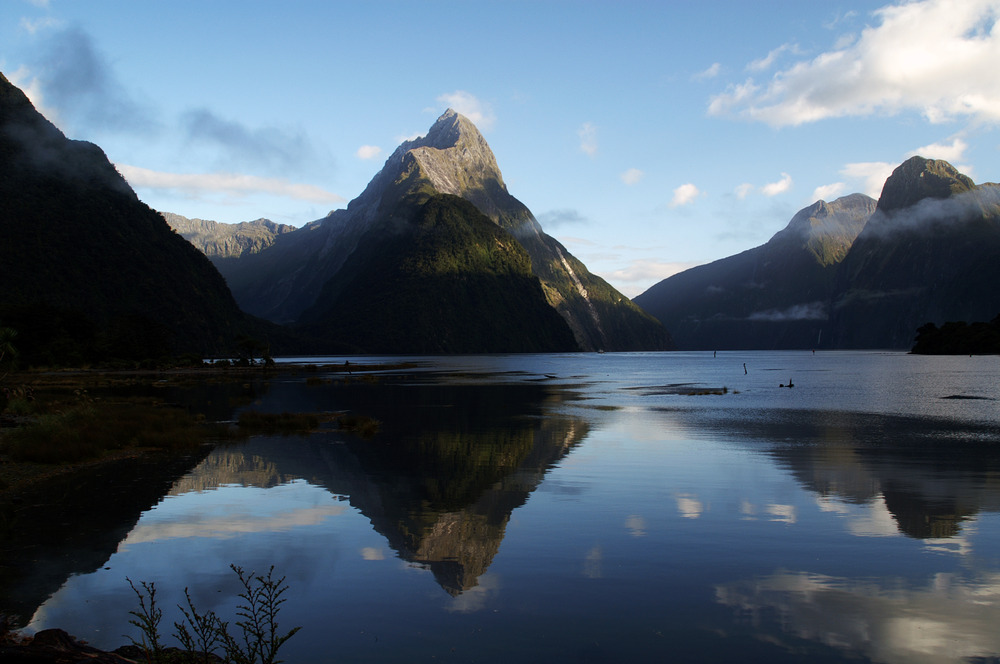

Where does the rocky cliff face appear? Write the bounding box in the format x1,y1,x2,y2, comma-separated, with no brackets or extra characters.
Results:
634,193,875,350
876,156,976,213
162,213,296,263
218,110,671,352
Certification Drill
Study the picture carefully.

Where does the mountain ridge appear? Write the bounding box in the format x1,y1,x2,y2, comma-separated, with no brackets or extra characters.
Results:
636,157,1000,350
633,193,875,350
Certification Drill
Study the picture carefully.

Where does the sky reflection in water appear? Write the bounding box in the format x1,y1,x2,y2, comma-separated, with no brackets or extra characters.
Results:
20,351,1000,663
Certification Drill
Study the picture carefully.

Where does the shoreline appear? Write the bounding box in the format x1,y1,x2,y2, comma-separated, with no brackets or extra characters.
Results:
0,360,414,497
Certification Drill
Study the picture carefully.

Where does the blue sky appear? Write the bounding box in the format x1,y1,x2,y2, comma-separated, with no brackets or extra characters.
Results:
3,0,999,297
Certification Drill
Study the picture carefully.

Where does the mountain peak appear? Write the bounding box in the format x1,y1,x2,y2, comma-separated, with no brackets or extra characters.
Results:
386,109,508,210
398,109,485,153
877,156,975,213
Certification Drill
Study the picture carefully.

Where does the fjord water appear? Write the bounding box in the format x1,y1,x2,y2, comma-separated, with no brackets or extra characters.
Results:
19,351,1000,663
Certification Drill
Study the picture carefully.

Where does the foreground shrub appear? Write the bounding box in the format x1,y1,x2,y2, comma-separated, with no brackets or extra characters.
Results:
128,565,300,664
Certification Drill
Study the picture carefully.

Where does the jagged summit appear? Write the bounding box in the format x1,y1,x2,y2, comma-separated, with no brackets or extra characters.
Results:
410,108,487,152
877,156,976,212
773,193,876,266
366,109,511,221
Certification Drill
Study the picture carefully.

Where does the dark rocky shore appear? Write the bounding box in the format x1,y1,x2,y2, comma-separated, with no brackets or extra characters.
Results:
1,627,223,663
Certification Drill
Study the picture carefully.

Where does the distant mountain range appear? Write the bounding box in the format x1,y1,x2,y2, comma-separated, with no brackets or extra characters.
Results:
175,109,671,353
6,63,998,359
635,157,1000,350
162,213,296,268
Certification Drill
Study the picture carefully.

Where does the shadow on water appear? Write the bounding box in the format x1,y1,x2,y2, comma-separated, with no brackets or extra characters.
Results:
0,449,213,626
1,372,590,627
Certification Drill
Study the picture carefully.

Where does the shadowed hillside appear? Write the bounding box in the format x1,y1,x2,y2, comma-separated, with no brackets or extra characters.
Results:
0,72,257,364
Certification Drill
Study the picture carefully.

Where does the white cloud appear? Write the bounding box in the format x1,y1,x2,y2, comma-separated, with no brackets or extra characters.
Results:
578,122,598,156
735,183,754,199
694,62,722,80
356,144,382,160
117,164,345,204
436,90,495,130
620,167,644,185
761,172,793,196
813,182,847,201
605,259,702,297
670,182,701,207
907,136,968,162
709,0,1000,126
841,161,896,198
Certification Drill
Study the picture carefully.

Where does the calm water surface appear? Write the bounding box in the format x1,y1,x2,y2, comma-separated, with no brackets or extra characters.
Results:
12,351,1000,663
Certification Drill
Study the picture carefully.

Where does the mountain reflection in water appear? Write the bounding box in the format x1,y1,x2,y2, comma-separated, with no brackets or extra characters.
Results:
164,378,588,595
9,352,1000,663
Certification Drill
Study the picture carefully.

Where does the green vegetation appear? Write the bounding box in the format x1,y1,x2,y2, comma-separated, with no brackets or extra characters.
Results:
911,315,1000,354
334,413,380,438
298,193,579,353
127,565,300,664
3,398,220,465
236,410,328,435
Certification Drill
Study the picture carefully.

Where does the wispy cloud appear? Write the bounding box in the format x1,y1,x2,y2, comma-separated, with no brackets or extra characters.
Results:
19,15,61,34
693,62,722,80
606,259,702,297
735,183,754,200
180,108,321,175
436,90,496,130
761,172,793,196
620,168,644,185
670,183,701,207
813,182,847,202
841,161,896,198
578,122,598,156
16,26,158,134
746,42,800,72
710,0,1000,126
117,164,345,205
748,302,827,321
356,144,382,160
537,208,589,229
